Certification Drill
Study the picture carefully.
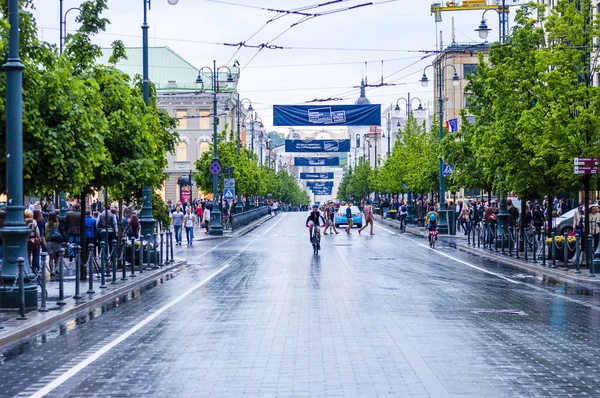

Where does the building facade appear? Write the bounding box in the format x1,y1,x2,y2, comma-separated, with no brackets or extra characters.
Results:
99,47,249,204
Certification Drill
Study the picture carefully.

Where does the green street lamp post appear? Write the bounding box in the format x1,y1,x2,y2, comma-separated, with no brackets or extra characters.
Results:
420,63,460,235
58,0,81,222
140,0,179,237
394,95,422,224
233,96,253,214
196,60,235,236
0,0,38,308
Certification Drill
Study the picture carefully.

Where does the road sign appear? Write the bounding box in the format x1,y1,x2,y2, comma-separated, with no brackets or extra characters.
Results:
224,178,235,189
209,161,221,175
442,163,454,177
575,166,598,175
574,158,598,166
224,188,235,200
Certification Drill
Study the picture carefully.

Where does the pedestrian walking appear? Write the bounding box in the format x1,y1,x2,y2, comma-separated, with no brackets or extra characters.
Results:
171,206,184,245
345,203,353,234
202,204,211,234
184,208,195,246
358,201,374,235
195,204,203,225
126,214,140,239
25,209,41,272
45,213,65,275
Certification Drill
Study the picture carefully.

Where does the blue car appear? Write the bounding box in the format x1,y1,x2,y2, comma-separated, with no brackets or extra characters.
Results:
335,206,363,228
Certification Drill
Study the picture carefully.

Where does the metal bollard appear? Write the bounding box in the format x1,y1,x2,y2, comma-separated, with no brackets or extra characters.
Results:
551,232,557,268
39,252,49,312
73,246,82,299
130,238,136,278
138,238,144,274
588,235,595,277
160,231,165,266
57,248,67,305
541,231,547,267
87,244,95,294
515,228,520,259
508,227,513,256
477,224,481,248
145,234,152,270
17,258,27,320
153,233,159,269
111,239,118,285
99,241,107,289
120,238,128,281
169,230,175,263
575,234,581,274
563,232,569,272
524,229,528,262
501,227,505,255
494,225,499,252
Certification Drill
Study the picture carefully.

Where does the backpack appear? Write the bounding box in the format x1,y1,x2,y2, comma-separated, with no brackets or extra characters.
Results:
401,205,407,212
429,213,436,222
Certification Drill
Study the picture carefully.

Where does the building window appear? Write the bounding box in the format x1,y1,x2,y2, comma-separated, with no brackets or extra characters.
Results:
463,64,477,77
176,142,187,162
177,109,187,129
199,110,210,129
199,141,210,156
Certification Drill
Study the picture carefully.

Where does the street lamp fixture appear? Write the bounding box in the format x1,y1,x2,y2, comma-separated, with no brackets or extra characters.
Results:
474,0,507,43
167,0,179,4
394,96,423,118
475,19,491,40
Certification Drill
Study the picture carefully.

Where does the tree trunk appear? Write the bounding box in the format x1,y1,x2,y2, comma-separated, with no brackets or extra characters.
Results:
584,176,591,239
79,191,87,281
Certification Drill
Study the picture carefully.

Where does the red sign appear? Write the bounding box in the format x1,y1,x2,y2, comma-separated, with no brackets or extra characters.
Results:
574,158,598,166
180,185,191,203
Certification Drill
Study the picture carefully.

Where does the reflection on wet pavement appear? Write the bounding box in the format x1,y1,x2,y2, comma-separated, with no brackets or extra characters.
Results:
2,213,600,397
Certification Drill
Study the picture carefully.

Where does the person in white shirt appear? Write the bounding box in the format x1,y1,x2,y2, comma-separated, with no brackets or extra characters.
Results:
202,205,211,234
184,207,195,246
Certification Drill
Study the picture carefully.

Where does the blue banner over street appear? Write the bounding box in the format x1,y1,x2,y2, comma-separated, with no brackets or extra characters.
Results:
307,181,334,188
274,104,381,126
300,172,334,180
285,139,351,153
294,157,340,166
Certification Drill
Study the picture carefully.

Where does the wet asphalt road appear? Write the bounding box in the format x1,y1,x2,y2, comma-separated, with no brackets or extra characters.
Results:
3,212,600,397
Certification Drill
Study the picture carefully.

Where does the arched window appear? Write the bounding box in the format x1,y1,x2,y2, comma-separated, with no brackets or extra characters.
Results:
199,141,210,156
176,142,187,162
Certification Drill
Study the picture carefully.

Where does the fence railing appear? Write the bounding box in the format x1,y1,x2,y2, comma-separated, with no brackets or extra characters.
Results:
231,206,269,231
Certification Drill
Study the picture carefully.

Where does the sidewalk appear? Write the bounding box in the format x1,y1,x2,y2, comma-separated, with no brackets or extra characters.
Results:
0,212,276,348
379,216,600,285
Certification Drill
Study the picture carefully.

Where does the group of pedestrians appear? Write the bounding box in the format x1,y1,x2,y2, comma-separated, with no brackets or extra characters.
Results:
169,203,211,246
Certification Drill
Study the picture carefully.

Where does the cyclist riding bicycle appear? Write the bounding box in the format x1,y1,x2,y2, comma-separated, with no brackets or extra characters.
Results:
399,203,408,229
425,206,438,232
306,204,326,249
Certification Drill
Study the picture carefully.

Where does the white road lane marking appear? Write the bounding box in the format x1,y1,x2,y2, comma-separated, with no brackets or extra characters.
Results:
419,242,600,312
374,223,397,235
30,262,232,398
262,213,288,236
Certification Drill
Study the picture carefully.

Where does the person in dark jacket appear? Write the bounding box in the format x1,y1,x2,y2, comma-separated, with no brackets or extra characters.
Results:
66,203,81,244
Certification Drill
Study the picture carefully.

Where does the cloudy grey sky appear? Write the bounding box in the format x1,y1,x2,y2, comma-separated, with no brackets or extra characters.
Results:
31,0,521,131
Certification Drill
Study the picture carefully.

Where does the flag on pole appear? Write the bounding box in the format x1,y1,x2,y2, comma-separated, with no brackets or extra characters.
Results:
445,118,459,133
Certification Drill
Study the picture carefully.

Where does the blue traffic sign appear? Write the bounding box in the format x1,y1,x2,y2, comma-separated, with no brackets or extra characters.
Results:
209,161,222,175
442,163,454,177
224,188,235,200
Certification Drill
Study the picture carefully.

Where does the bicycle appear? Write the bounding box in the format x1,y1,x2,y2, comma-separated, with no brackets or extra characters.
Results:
428,230,438,248
311,227,321,255
399,215,407,233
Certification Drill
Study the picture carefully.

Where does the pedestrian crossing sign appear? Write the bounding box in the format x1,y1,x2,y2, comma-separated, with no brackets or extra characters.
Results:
442,163,454,177
224,189,235,200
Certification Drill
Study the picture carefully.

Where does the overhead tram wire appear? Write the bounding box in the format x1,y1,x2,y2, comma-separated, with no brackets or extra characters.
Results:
41,26,433,55
225,0,352,65
239,0,401,71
